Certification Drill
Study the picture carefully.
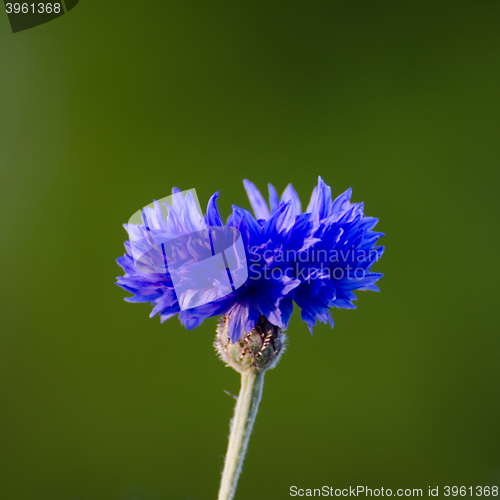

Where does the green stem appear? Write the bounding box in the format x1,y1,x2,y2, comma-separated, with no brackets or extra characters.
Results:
218,369,265,500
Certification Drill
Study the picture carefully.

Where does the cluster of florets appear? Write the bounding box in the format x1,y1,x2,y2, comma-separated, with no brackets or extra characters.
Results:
116,177,384,343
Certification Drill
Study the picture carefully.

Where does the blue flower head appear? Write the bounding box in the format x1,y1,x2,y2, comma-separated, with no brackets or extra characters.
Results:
116,177,384,343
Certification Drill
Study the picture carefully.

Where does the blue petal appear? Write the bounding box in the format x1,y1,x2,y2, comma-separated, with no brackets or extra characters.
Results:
306,185,319,216
243,180,271,220
124,293,162,303
274,202,295,234
184,190,205,231
306,176,332,222
231,206,264,246
206,191,223,227
359,246,385,271
281,183,302,216
330,187,352,216
153,200,168,231
160,311,179,323
279,296,294,327
263,201,292,241
228,301,250,343
179,311,205,329
268,184,280,213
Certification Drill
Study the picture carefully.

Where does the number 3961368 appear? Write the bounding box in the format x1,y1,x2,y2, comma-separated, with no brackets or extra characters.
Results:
444,486,499,497
5,3,61,14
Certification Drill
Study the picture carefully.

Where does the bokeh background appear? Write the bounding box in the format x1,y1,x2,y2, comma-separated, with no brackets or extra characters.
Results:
1,2,500,499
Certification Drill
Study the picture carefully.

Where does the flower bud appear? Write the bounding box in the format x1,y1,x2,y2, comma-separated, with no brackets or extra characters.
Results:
215,315,287,374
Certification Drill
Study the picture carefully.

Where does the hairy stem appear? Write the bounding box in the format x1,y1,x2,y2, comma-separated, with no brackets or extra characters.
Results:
218,369,265,500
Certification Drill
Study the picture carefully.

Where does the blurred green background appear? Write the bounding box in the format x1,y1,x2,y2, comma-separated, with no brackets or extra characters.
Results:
1,1,500,499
